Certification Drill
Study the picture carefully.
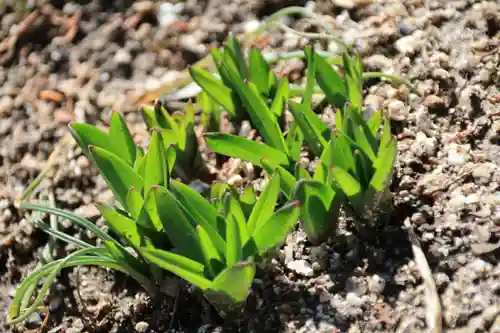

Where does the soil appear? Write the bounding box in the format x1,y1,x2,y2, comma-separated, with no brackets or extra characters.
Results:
1,0,499,332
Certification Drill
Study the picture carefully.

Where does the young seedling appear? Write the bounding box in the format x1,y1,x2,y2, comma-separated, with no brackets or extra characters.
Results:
10,113,300,322
138,172,300,314
292,107,397,240
190,35,285,123
141,99,208,181
9,114,179,325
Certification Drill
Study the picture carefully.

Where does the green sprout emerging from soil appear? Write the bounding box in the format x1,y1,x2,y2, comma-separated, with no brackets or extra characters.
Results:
8,5,416,327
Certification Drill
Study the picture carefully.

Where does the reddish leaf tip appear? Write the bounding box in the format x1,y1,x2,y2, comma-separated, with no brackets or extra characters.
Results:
88,145,96,150
150,185,161,191
243,78,249,84
129,186,136,192
290,200,301,207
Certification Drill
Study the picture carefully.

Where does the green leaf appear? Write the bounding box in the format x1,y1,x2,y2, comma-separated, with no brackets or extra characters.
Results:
295,164,311,181
285,121,304,162
353,125,376,162
109,111,137,166
250,201,300,256
247,81,288,152
369,139,397,192
331,166,363,210
367,110,383,137
239,186,256,220
335,108,344,131
225,213,242,267
144,130,168,193
205,133,289,167
314,50,346,107
224,193,248,244
170,180,226,254
153,186,203,262
196,225,222,278
134,147,145,173
353,149,372,189
261,159,297,199
104,241,148,278
126,186,144,220
292,180,339,244
89,146,144,208
140,247,212,289
268,72,278,94
331,134,356,175
190,67,237,116
289,100,329,140
69,123,112,158
220,61,287,152
140,106,159,129
288,101,326,157
207,261,255,308
342,52,363,110
20,202,114,243
312,162,327,183
225,35,248,79
249,48,270,95
303,46,316,108
246,173,280,234
347,108,378,154
97,203,141,247
379,119,392,153
136,187,165,233
156,100,180,131
269,78,289,117
320,135,334,167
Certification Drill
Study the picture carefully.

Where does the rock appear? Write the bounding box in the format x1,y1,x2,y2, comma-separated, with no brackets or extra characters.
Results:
432,68,450,81
158,2,185,27
398,18,418,35
227,174,243,186
74,204,100,220
364,94,384,110
135,321,149,333
243,20,261,33
447,143,470,166
114,49,132,65
331,0,366,9
411,132,437,157
363,54,392,71
367,275,386,295
0,95,14,116
386,99,408,121
395,31,425,54
472,163,494,184
346,276,367,296
423,95,445,109
133,1,154,13
180,34,206,55
287,259,314,277
319,290,332,303
134,52,157,73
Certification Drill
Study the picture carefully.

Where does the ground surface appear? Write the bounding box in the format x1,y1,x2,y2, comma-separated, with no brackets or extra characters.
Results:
0,0,499,332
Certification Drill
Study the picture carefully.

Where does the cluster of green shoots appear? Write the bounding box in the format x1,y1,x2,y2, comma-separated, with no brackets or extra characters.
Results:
8,36,401,325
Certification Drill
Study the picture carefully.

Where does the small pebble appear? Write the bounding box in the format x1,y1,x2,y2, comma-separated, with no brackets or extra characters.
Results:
135,321,149,333
287,259,314,277
447,143,470,166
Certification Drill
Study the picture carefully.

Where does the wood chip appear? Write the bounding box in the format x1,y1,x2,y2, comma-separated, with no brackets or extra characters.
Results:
39,90,65,103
